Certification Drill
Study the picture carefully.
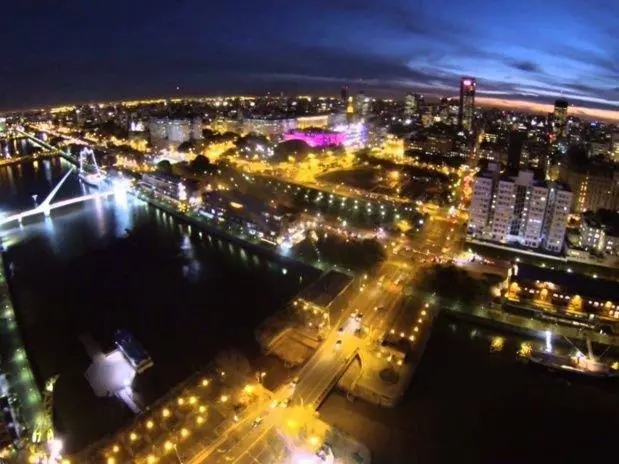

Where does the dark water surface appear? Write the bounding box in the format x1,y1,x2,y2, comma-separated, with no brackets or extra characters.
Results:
320,314,619,464
0,157,317,452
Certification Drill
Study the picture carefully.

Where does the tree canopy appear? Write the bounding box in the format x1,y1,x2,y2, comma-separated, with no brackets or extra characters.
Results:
417,265,489,307
156,160,173,174
295,234,386,271
189,154,214,173
273,139,311,162
177,140,196,153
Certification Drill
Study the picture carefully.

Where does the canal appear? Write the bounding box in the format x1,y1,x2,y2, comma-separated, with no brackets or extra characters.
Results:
0,156,318,452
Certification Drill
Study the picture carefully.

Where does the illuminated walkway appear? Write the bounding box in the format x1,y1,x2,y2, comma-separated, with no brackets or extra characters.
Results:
0,254,45,457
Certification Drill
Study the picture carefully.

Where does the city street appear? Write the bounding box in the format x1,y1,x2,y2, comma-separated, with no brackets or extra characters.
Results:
190,214,458,463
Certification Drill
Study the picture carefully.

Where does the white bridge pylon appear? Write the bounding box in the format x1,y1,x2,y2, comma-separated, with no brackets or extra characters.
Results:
78,147,100,175
0,165,115,227
40,168,74,212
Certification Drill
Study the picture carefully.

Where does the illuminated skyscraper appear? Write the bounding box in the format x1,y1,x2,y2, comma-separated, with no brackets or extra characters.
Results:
346,96,355,122
404,92,418,117
554,99,568,124
468,164,572,252
458,77,476,131
355,91,370,118
340,85,349,102
553,99,568,137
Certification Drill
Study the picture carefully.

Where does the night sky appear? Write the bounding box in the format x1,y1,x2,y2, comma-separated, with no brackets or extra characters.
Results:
3,0,619,112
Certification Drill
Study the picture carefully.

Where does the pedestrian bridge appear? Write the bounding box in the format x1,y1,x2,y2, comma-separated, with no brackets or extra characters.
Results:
0,131,124,227
0,167,118,227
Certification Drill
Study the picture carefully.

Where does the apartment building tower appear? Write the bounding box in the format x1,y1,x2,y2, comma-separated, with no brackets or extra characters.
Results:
467,164,572,253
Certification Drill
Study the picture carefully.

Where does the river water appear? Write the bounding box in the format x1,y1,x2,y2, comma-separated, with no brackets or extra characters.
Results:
319,313,619,463
0,156,318,452
2,155,619,460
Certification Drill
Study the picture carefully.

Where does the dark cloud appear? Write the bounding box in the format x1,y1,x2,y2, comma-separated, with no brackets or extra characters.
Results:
507,60,543,73
2,0,619,110
332,0,469,43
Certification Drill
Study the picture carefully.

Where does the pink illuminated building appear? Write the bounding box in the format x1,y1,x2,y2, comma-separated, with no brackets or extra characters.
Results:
282,130,346,147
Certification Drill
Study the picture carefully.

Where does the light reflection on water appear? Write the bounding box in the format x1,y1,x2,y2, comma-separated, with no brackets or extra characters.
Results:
0,158,295,280
0,157,318,453
181,232,201,282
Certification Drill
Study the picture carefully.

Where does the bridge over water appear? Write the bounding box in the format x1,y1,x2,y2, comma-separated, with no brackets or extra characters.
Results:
0,132,123,227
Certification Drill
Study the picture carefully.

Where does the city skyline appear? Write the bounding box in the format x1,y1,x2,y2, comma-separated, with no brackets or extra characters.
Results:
2,28,619,458
4,0,619,114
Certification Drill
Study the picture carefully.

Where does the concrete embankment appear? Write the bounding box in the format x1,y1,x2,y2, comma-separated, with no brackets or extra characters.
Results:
0,153,57,167
136,192,328,274
0,251,45,435
442,305,619,347
338,303,441,408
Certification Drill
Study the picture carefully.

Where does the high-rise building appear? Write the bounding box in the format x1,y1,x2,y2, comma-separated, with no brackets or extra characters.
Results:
554,99,568,137
149,118,169,140
578,210,619,256
458,77,476,131
355,91,370,118
149,117,200,146
166,119,192,143
340,86,349,102
507,131,525,173
467,164,572,253
554,99,568,124
417,94,425,108
346,96,355,122
543,184,573,252
241,116,297,138
191,117,203,140
612,132,619,162
559,160,619,213
404,93,418,117
467,165,499,235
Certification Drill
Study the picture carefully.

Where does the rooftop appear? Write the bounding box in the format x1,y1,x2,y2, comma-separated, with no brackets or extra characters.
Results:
515,263,619,302
296,270,353,307
583,210,619,237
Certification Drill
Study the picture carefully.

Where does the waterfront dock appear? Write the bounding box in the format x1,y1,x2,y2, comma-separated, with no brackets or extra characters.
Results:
444,303,619,348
